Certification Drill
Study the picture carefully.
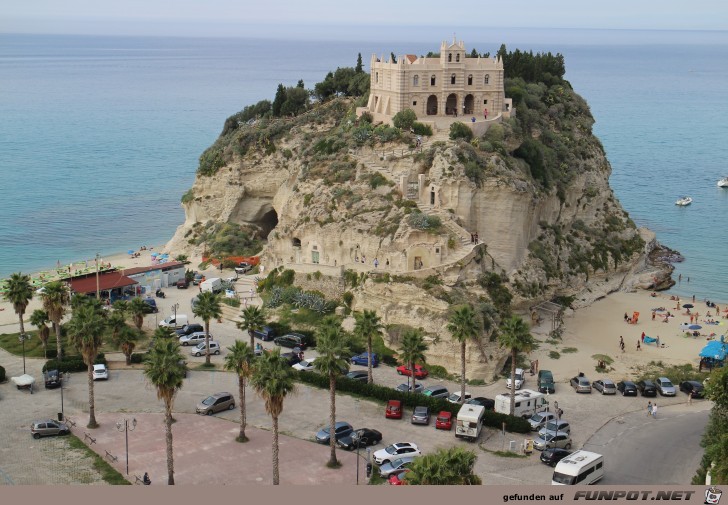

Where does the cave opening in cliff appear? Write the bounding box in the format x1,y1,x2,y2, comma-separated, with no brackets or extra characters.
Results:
257,208,279,239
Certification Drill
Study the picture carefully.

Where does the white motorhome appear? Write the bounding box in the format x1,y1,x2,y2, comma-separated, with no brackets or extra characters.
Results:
494,389,549,418
552,450,604,485
455,404,485,441
200,277,222,293
159,314,189,330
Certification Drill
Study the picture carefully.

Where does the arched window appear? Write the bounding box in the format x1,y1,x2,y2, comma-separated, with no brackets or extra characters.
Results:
467,74,473,85
431,75,436,86
484,74,490,85
450,74,456,85
448,53,452,62
413,75,419,86
456,54,460,62
375,72,379,83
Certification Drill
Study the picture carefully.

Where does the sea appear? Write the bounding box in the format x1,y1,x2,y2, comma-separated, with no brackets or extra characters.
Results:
1,29,728,301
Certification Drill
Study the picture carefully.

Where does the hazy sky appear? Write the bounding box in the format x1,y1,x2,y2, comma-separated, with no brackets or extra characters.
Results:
3,0,727,38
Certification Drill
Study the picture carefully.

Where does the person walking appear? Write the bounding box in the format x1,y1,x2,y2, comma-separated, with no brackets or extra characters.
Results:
647,401,653,417
620,340,625,353
619,335,624,348
688,390,693,405
637,339,641,351
652,403,658,418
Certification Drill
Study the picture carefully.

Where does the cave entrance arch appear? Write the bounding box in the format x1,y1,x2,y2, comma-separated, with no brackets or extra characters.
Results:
258,207,279,239
446,94,458,116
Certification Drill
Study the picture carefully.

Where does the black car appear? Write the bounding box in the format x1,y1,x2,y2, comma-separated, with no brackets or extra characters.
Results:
315,422,353,444
336,428,383,450
273,333,309,350
142,298,159,313
466,397,495,410
617,380,638,396
679,380,705,399
175,323,204,337
637,380,658,397
280,352,302,366
252,326,276,341
345,370,368,382
44,369,61,389
540,448,572,467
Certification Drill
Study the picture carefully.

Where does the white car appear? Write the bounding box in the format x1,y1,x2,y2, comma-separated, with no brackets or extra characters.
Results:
446,391,472,404
93,364,109,380
292,358,316,372
506,368,525,390
190,341,221,357
179,331,210,346
372,442,421,465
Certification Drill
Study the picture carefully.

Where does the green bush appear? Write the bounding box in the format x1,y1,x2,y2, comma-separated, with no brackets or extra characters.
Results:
42,353,108,373
130,353,146,364
449,122,474,141
0,365,5,382
392,109,417,130
412,122,433,136
222,298,241,308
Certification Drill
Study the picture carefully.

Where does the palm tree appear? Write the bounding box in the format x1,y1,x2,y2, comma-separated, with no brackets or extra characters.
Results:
237,305,266,348
192,291,221,366
66,302,106,428
144,339,186,485
107,310,127,340
447,305,480,403
497,315,535,415
29,309,51,359
128,297,148,331
250,348,295,485
40,281,70,359
353,309,383,384
399,329,428,393
3,272,33,337
313,317,351,468
112,325,139,365
224,340,256,442
406,446,481,485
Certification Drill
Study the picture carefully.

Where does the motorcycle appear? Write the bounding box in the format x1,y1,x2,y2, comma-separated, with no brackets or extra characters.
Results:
155,289,166,298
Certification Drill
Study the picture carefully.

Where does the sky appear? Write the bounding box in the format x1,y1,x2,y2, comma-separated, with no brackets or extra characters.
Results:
2,0,727,39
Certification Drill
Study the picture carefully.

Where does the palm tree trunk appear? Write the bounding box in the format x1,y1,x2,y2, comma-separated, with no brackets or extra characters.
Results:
410,360,416,393
328,373,338,467
165,400,175,485
54,321,62,360
204,320,211,366
87,362,98,428
18,311,26,336
238,376,247,441
460,341,466,403
510,349,517,415
248,330,254,349
367,335,373,384
272,414,280,485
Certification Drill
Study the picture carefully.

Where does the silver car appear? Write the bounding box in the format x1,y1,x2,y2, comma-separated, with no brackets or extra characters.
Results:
656,377,676,396
411,406,430,425
528,411,556,431
31,420,69,439
533,431,572,451
593,379,617,395
196,392,235,415
538,419,571,438
180,331,210,346
190,341,220,357
379,456,417,477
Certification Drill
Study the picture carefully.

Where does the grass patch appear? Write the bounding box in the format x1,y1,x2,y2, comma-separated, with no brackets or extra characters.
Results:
483,449,529,459
544,338,560,345
591,354,614,365
549,351,561,360
0,330,55,358
467,379,486,386
633,361,709,384
369,470,386,485
194,362,218,370
66,433,131,485
562,347,578,354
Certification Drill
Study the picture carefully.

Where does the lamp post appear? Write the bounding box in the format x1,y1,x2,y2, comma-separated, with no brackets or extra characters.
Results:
116,417,137,475
19,333,31,375
60,371,65,421
172,302,179,321
95,252,101,300
353,432,361,485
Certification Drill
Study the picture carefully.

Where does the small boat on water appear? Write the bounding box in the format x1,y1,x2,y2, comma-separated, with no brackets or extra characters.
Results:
675,196,693,206
717,176,728,188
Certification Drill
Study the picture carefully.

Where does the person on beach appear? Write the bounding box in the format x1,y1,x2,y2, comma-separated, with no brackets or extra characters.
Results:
647,402,652,417
624,312,629,322
652,311,656,321
619,335,624,347
656,335,660,347
641,332,645,342
652,403,658,418
620,340,625,353
637,339,641,351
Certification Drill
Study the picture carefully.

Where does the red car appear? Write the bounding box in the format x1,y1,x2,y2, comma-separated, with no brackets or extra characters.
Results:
385,400,403,419
435,411,452,430
396,364,429,379
388,469,411,485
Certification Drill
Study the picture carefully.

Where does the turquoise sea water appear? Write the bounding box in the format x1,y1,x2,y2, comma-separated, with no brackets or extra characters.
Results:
1,31,727,301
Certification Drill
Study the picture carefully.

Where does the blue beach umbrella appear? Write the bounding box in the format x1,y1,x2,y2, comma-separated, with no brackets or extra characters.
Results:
128,250,135,255
688,324,702,330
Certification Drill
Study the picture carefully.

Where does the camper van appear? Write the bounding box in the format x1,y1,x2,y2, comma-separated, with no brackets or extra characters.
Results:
552,450,604,485
455,404,485,441
159,314,189,330
494,389,549,418
200,277,223,294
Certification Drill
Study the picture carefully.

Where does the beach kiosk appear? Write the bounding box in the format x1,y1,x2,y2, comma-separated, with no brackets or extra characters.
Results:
699,338,726,370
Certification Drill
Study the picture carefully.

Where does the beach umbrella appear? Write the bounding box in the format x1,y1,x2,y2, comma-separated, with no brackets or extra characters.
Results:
689,324,702,330
151,252,159,257
682,304,694,309
128,250,135,255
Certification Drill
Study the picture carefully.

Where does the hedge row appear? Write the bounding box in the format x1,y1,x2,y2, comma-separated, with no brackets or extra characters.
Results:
295,371,530,433
130,352,147,364
42,353,108,373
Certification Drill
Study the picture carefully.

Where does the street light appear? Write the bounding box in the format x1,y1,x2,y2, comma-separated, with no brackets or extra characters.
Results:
353,431,361,485
116,417,137,475
18,333,31,375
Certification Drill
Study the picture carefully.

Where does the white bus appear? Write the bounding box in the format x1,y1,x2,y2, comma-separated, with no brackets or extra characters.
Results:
551,450,604,485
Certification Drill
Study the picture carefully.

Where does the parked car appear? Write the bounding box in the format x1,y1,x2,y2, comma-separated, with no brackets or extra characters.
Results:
396,383,423,394
528,411,556,431
422,385,449,399
447,391,472,404
196,392,235,415
315,421,353,444
411,406,430,425
533,431,572,451
336,428,382,450
540,448,572,467
280,352,301,366
31,419,69,439
190,341,221,357
592,379,617,395
435,411,453,430
192,273,204,285
274,333,309,350
537,369,555,393
174,323,204,337
538,419,571,438
570,375,592,393
506,367,526,390
176,278,189,289
388,469,411,485
93,364,109,380
373,442,421,465
385,400,403,419
234,262,253,275
637,379,658,397
617,380,638,396
379,456,417,477
252,326,276,341
679,380,705,398
346,370,368,382
44,369,61,389
396,364,428,379
179,331,210,346
655,377,677,396
292,358,316,372
466,397,495,410
350,352,379,367
142,297,158,313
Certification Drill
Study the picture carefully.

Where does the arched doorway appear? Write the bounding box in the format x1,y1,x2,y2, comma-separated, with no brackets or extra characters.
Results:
426,95,438,115
430,187,436,205
446,94,458,116
464,94,474,115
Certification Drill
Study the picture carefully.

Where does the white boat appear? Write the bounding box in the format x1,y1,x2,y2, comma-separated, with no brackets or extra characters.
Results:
717,176,728,188
675,196,693,206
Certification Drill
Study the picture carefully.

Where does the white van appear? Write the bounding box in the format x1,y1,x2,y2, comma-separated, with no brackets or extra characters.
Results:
552,450,604,485
159,314,189,330
455,404,485,441
494,389,549,418
200,277,222,293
